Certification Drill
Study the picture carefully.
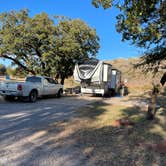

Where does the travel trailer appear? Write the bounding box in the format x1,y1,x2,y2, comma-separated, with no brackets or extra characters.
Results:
73,59,121,96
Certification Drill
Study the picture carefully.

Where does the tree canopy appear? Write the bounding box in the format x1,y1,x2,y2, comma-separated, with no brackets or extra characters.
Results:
49,17,100,84
92,0,166,72
0,10,100,84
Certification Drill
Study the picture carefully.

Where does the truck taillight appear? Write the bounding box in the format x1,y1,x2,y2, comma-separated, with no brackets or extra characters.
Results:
17,84,22,91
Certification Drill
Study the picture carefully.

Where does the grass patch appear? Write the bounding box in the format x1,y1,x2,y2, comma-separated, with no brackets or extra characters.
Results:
71,96,166,165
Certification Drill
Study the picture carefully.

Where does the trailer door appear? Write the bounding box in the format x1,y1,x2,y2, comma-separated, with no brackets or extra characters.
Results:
111,70,117,89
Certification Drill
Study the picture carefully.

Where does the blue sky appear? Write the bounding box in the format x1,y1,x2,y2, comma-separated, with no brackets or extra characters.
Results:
0,0,142,66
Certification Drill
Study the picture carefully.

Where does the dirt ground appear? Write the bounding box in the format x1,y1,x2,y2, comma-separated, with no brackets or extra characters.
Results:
70,94,166,166
0,95,100,166
0,93,166,166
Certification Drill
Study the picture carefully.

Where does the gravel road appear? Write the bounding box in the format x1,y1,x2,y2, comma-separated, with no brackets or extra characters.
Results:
0,95,100,166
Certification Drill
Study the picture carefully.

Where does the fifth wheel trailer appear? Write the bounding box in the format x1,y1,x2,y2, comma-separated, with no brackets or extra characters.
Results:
73,59,121,96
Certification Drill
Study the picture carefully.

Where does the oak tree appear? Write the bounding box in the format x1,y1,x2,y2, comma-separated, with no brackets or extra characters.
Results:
92,0,166,72
0,10,100,84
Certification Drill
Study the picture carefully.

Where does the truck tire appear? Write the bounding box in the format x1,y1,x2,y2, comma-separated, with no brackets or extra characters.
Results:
57,89,63,98
29,90,38,102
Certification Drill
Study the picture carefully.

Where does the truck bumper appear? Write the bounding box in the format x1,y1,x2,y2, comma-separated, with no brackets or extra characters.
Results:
81,88,105,95
0,90,23,96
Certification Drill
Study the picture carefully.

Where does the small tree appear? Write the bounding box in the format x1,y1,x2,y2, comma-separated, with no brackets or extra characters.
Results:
6,66,16,77
0,64,6,75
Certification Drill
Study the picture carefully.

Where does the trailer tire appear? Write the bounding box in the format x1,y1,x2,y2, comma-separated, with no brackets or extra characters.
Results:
29,90,38,102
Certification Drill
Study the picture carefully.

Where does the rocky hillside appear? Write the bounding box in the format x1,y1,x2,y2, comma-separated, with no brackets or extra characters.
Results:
108,58,164,93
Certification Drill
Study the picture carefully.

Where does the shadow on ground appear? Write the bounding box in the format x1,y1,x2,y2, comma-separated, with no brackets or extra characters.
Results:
0,94,166,166
74,102,166,165
0,96,102,165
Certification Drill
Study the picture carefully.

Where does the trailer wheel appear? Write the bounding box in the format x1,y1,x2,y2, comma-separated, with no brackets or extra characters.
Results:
29,90,38,102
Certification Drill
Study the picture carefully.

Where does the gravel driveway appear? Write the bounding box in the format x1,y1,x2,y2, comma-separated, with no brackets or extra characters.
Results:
0,95,100,166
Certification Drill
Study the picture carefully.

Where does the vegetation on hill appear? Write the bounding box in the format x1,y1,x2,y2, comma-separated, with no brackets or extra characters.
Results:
108,58,165,93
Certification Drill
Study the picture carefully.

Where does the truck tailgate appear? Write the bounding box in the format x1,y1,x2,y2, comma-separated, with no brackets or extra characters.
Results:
0,81,21,91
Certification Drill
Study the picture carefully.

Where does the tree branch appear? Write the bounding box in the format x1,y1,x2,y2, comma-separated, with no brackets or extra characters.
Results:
35,48,46,70
1,54,36,75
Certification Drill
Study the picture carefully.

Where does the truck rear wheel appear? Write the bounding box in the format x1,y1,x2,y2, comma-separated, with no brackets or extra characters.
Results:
29,90,38,102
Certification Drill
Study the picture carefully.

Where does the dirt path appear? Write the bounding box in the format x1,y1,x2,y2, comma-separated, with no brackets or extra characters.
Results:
0,96,101,166
1,94,163,166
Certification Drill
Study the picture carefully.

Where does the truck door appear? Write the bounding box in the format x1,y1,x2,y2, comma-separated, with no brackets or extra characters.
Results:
43,78,52,95
48,78,59,95
52,79,60,94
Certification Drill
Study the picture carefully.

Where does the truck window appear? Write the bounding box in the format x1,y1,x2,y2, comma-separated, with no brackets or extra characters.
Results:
26,76,42,83
54,79,58,84
44,78,57,84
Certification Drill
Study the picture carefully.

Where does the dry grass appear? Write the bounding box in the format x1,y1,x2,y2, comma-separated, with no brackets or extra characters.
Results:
63,76,79,89
108,58,165,94
61,94,166,166
0,76,25,81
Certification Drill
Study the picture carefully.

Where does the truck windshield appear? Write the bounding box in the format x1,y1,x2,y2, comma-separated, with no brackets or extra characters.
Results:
26,76,42,83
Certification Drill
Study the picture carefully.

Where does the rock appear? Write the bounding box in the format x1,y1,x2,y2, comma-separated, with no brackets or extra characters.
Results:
155,141,166,153
111,120,121,127
119,119,135,126
142,140,166,153
111,119,134,127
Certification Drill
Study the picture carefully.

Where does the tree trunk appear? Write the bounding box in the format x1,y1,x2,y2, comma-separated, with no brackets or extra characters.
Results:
146,84,159,120
160,73,166,86
60,76,65,85
146,96,156,120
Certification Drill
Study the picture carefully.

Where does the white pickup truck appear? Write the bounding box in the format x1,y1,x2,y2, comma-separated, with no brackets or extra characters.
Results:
0,76,63,102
